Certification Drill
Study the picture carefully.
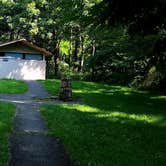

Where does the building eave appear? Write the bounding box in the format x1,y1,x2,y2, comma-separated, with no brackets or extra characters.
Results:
0,39,53,56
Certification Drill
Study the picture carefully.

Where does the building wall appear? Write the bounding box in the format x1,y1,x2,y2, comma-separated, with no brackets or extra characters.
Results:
0,59,46,80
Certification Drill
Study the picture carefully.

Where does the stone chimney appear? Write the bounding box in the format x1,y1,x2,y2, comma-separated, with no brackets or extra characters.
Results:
59,76,72,101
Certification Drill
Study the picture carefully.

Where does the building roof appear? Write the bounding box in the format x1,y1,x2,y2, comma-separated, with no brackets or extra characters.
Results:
0,39,52,56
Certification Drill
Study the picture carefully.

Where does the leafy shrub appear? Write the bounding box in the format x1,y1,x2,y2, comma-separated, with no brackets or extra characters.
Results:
58,61,70,77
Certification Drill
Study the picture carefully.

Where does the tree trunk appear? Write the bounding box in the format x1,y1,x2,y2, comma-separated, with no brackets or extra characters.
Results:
92,39,96,57
74,38,79,72
91,39,96,78
73,26,80,72
80,35,84,72
69,27,73,68
53,42,60,77
46,57,51,79
10,30,14,40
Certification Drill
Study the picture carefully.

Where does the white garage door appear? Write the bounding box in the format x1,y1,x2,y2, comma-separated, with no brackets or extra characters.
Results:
0,59,46,80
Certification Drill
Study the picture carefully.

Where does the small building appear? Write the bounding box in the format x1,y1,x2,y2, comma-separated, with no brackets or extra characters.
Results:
0,39,52,80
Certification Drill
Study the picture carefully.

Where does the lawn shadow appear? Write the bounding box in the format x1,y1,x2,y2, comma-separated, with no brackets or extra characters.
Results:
72,81,166,117
42,104,166,165
40,80,166,165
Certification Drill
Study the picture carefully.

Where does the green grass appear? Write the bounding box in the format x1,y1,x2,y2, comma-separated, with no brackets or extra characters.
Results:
40,79,166,166
0,79,27,94
0,102,15,166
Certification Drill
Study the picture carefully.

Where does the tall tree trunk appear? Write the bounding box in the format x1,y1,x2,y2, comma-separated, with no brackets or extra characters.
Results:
69,27,73,68
92,39,96,57
10,30,14,40
80,35,84,72
91,39,96,79
52,29,60,78
73,26,80,72
74,38,79,72
46,57,51,79
53,42,60,77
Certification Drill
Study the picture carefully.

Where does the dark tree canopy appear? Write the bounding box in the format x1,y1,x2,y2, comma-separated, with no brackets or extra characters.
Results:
0,0,165,91
91,0,166,35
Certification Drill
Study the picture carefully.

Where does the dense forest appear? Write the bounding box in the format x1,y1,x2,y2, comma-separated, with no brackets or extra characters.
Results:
0,0,165,91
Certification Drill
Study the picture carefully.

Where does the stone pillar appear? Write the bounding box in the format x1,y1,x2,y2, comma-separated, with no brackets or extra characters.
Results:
59,76,72,101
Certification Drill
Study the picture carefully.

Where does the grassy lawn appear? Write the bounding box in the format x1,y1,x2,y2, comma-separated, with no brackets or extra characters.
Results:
0,102,15,166
40,80,166,166
0,79,27,94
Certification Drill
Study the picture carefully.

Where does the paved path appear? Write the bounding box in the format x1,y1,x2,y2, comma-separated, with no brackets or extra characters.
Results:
0,81,71,166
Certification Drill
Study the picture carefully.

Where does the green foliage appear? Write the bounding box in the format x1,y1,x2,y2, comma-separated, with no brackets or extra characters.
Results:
0,0,165,91
60,40,70,56
58,61,70,76
41,80,166,165
85,26,132,84
90,0,166,35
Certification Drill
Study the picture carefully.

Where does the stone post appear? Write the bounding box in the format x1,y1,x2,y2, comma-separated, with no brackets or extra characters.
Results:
59,76,72,101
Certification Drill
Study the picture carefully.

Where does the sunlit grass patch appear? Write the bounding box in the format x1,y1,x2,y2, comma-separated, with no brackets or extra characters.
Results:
0,102,15,166
50,104,166,127
95,111,166,127
61,104,99,113
0,79,27,94
150,96,166,100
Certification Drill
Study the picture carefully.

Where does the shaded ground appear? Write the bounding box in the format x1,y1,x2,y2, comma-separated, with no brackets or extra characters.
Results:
0,81,71,166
